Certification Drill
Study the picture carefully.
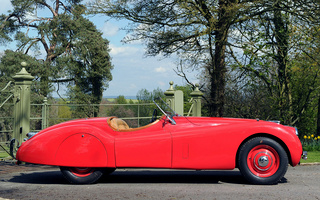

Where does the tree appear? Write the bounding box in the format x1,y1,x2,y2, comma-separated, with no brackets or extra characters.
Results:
221,0,320,139
0,0,113,102
89,0,247,117
135,88,164,125
64,17,113,116
107,96,137,127
228,0,320,126
0,50,43,100
291,23,320,136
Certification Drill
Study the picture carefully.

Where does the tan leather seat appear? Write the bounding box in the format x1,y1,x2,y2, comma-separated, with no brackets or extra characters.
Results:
108,116,160,132
109,117,130,131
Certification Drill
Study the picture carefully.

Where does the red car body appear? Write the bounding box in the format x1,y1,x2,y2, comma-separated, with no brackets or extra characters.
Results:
16,114,304,185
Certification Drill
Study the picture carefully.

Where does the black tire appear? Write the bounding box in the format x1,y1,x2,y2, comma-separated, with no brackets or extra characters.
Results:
60,167,105,184
238,137,288,185
102,168,116,178
104,168,116,174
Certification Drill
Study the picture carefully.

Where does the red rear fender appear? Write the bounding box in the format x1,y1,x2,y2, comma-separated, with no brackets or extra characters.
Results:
55,133,108,167
17,124,116,167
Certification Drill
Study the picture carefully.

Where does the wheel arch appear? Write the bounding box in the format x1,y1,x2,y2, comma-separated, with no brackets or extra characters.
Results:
52,124,116,168
55,133,108,167
235,133,292,168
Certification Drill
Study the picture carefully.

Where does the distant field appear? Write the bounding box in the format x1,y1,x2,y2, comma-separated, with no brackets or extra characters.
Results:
106,98,138,103
106,98,116,102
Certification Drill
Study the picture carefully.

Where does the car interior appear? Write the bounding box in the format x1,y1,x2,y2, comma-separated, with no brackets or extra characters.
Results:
107,116,160,132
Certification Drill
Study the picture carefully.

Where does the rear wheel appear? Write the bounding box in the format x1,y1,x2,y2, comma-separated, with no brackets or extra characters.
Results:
60,167,105,184
238,137,288,185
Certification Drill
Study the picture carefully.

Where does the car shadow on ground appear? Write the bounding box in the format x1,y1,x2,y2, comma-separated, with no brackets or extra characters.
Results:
6,171,68,185
103,170,248,184
5,169,254,185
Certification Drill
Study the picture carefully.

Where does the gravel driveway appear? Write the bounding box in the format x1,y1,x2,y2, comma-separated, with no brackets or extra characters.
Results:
0,161,319,200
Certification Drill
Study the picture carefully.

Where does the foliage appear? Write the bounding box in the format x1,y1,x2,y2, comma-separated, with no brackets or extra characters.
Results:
0,50,44,104
224,78,275,119
301,135,320,151
91,0,320,138
0,0,113,103
0,102,13,143
225,0,320,136
62,17,113,115
89,0,249,117
108,95,135,116
57,100,72,123
135,88,164,126
136,88,164,103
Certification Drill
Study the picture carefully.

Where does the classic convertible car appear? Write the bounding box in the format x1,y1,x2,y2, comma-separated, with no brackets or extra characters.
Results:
14,99,306,185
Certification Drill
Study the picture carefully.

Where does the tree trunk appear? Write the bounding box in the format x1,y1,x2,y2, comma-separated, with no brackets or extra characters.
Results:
273,1,291,124
208,0,236,117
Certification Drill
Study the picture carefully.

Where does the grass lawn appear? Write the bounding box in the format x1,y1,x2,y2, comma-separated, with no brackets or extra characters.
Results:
0,151,10,159
300,151,320,164
0,144,11,159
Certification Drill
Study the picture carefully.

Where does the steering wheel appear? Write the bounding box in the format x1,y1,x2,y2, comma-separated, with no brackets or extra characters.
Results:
150,109,158,123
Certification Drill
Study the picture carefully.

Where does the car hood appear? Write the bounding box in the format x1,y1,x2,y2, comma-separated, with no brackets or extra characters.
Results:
179,116,261,125
174,116,293,131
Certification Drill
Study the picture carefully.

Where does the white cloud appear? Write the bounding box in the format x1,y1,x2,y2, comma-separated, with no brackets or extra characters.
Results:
129,83,137,89
158,81,166,87
101,22,119,37
109,44,140,56
104,46,192,96
155,66,167,73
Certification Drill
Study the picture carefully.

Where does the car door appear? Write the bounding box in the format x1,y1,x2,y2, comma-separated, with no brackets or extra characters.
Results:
114,119,172,168
168,117,236,170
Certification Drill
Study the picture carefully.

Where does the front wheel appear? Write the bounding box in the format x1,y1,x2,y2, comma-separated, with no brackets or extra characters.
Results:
238,137,288,185
60,167,105,184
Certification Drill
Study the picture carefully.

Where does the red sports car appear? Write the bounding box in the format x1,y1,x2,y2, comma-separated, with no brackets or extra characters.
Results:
14,99,306,185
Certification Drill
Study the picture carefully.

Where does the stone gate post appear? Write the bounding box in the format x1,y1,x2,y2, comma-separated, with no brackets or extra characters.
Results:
190,84,203,117
12,63,34,144
164,81,184,116
164,81,175,109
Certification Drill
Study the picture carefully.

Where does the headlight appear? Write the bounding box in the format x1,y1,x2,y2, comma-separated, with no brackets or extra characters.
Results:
26,132,38,139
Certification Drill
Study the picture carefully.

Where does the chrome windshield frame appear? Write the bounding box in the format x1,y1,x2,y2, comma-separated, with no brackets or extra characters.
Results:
153,98,177,125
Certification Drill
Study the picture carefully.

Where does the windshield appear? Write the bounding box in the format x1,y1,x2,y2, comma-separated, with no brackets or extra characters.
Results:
153,97,178,125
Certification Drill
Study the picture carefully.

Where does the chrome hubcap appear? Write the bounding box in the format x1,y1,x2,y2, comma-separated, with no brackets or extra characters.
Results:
258,156,269,167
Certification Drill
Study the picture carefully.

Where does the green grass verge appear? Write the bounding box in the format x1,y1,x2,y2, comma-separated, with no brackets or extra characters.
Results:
0,151,10,159
0,144,10,159
300,151,320,164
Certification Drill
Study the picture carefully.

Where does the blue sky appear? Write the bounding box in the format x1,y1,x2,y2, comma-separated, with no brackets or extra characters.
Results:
0,0,198,97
